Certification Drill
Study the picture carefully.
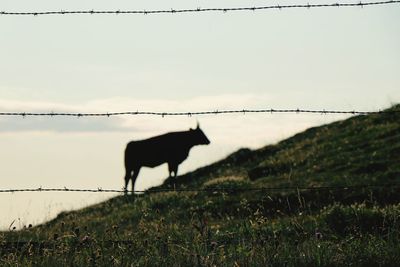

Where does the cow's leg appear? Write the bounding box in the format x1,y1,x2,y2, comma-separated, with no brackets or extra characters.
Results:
131,167,141,197
168,163,179,189
168,163,174,178
168,163,179,177
124,168,132,195
172,164,179,178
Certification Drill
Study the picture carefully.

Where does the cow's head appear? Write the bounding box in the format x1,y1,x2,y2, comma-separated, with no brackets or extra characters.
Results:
190,123,210,145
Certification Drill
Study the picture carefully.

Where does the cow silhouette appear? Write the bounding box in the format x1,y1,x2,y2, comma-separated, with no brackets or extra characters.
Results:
124,124,210,195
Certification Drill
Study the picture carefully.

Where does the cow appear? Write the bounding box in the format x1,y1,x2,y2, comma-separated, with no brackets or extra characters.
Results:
123,124,210,195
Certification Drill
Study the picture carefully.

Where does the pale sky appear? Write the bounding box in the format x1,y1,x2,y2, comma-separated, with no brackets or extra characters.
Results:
0,0,399,229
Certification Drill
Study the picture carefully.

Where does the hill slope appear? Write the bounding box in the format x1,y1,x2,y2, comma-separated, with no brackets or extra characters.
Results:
2,105,400,266
160,104,399,189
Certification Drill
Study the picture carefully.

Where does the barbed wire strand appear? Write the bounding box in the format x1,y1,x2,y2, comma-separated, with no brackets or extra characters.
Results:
1,0,399,16
0,108,398,118
0,184,399,194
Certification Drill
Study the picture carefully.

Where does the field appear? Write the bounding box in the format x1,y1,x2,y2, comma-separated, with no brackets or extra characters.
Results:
1,105,399,266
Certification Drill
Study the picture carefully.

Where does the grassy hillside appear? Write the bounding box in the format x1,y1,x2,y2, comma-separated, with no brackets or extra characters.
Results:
161,104,399,189
1,105,399,266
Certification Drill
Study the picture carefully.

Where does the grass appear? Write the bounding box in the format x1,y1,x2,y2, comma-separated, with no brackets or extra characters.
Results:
1,104,399,266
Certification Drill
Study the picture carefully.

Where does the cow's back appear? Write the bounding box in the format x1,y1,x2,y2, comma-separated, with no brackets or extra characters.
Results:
125,131,190,168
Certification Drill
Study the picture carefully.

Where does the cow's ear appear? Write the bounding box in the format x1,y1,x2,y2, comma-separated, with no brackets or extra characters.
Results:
190,128,194,131
196,121,200,129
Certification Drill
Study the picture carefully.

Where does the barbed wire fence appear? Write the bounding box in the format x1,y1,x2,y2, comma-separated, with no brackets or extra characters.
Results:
0,108,398,118
0,107,398,195
0,0,398,198
1,1,399,254
1,184,399,194
1,0,399,16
